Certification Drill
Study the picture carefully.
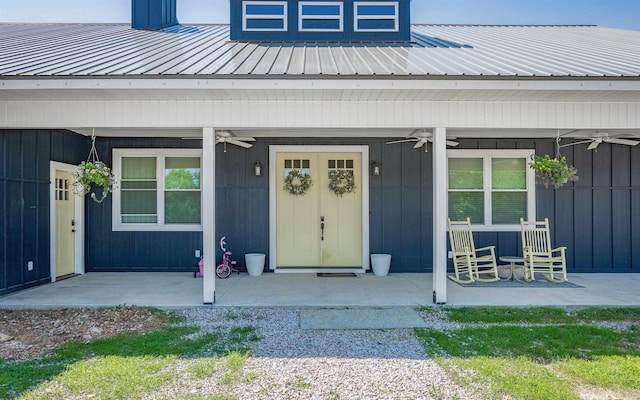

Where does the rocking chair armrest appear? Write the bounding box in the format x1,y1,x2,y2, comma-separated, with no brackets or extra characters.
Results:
550,246,567,254
475,245,496,254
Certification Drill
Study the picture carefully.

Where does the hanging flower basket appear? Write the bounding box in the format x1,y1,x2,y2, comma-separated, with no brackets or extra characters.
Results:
72,161,116,203
529,154,578,189
328,169,356,197
283,169,312,196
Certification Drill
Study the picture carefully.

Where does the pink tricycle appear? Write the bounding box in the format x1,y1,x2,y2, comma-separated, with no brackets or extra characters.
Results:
216,236,239,278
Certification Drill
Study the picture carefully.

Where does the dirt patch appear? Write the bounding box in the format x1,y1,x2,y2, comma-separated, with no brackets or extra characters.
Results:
0,307,166,361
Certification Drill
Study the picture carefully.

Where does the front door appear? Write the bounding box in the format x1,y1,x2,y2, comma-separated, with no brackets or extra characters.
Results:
55,170,75,277
275,152,362,268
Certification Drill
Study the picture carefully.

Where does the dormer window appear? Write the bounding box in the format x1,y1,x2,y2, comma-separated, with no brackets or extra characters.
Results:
299,2,344,32
231,0,409,42
354,1,399,32
242,1,288,31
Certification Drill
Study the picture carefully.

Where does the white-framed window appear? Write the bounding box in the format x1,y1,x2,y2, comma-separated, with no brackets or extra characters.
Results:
299,2,343,32
112,149,202,232
354,1,398,32
243,1,288,32
447,150,536,231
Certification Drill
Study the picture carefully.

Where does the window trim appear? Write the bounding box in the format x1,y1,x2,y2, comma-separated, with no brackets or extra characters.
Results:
447,149,536,232
299,1,344,32
242,1,288,32
112,148,203,232
353,1,399,33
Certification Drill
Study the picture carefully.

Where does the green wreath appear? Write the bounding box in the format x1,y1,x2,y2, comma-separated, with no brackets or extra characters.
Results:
283,169,312,196
328,169,355,197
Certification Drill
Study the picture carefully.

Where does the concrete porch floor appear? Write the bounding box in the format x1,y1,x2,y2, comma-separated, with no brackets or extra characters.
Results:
1,272,640,309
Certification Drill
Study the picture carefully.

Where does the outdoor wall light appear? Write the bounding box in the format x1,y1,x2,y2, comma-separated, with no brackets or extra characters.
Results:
371,161,380,176
254,161,262,177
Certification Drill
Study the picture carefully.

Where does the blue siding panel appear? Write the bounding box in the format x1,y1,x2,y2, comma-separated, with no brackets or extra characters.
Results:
132,0,178,31
612,189,632,270
633,189,640,271
574,188,594,271
555,189,575,270
593,189,613,271
0,129,85,296
6,181,22,289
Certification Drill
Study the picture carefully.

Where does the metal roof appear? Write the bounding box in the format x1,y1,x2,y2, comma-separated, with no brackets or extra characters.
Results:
0,23,639,78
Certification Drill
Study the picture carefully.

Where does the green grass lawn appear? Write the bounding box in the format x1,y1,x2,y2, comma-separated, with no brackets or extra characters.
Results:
416,306,640,400
4,306,640,400
0,312,259,400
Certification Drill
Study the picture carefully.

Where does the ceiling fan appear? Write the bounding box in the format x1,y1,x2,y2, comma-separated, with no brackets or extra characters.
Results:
561,132,639,151
215,131,255,151
386,130,459,152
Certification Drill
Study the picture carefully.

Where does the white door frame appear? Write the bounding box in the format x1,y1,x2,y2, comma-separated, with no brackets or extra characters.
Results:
269,145,370,272
50,161,85,282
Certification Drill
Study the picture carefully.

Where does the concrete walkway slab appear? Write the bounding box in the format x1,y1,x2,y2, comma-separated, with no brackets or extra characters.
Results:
2,272,640,308
300,307,428,330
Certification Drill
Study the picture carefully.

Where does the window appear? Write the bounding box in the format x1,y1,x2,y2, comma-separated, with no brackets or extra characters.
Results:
243,1,288,31
354,1,398,32
448,150,535,231
299,2,343,32
113,149,202,231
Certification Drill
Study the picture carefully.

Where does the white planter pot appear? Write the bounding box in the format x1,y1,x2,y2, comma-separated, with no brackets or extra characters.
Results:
245,253,266,276
370,254,391,276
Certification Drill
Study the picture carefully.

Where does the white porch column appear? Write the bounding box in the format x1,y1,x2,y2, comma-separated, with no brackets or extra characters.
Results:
432,127,448,304
202,127,216,304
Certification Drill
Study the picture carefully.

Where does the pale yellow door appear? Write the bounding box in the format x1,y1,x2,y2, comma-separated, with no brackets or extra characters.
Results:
276,152,362,268
55,171,75,277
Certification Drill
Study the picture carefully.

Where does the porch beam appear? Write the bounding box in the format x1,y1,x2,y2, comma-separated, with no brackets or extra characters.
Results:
432,127,448,304
202,127,215,304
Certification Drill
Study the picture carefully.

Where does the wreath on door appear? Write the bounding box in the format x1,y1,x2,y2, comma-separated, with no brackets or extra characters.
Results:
283,170,312,196
328,169,355,197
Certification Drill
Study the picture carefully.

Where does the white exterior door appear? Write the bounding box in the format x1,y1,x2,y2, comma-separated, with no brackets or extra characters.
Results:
270,146,369,271
54,170,75,277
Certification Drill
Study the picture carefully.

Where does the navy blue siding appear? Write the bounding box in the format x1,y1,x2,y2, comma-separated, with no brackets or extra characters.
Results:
84,138,202,272
132,0,178,30
82,136,640,275
0,129,86,296
465,139,640,274
230,0,411,42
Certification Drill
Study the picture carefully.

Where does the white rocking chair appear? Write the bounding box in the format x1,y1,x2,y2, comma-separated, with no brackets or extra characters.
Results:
448,218,500,283
520,218,568,283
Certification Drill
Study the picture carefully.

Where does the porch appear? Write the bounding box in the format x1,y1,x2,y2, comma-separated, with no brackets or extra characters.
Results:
1,272,639,308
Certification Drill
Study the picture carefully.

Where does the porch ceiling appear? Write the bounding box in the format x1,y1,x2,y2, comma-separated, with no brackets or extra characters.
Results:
67,127,640,140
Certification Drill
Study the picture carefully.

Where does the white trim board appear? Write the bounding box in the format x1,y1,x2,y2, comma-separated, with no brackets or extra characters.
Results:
269,145,370,272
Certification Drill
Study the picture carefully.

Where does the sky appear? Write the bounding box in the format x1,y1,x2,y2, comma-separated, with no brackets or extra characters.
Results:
0,0,638,30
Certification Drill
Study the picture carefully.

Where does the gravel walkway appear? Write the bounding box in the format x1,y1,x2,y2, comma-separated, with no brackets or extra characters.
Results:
179,307,483,400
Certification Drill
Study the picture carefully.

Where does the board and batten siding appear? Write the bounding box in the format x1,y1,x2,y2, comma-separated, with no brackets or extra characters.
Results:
83,136,639,274
462,139,640,273
0,129,86,296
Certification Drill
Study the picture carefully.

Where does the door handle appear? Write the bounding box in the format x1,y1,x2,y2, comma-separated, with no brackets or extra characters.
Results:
320,216,325,241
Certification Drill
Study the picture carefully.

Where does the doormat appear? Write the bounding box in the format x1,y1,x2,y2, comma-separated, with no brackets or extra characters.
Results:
300,307,428,330
452,277,584,288
56,273,81,282
316,273,358,278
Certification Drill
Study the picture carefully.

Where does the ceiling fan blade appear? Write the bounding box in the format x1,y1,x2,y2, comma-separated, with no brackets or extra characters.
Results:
587,140,600,150
230,136,256,142
386,139,417,145
414,141,426,149
605,138,640,146
226,139,253,148
445,140,459,147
